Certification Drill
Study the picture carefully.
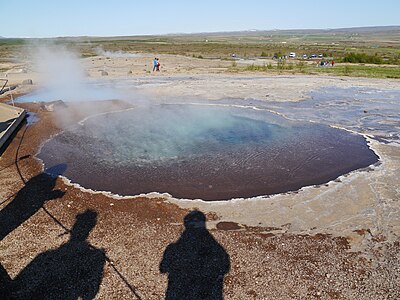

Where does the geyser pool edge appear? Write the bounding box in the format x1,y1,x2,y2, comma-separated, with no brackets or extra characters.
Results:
39,104,379,201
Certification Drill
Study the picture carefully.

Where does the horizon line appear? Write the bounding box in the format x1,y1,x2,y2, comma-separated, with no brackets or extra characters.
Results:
2,25,399,39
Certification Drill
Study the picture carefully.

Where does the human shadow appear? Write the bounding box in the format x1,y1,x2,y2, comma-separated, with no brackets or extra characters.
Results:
10,209,106,299
0,164,66,241
0,263,12,299
160,210,230,300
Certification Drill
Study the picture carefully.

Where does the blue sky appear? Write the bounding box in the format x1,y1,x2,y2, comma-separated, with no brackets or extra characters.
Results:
1,0,399,38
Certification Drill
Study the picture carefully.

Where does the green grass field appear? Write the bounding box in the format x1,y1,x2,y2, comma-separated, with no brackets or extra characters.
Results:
1,27,399,79
239,62,400,78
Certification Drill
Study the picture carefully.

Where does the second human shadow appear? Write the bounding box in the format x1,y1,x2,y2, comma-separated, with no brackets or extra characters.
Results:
160,210,230,300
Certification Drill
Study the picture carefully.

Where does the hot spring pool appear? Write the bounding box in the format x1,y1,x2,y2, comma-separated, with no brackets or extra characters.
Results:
39,104,379,200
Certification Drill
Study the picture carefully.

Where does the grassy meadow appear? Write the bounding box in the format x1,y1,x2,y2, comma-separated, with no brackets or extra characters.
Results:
1,26,399,78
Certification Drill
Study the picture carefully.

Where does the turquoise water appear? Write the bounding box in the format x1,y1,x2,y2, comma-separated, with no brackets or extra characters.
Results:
39,104,378,200
84,105,288,165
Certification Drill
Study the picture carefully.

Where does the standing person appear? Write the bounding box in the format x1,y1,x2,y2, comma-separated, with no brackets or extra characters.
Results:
156,58,161,71
153,58,158,71
331,59,335,67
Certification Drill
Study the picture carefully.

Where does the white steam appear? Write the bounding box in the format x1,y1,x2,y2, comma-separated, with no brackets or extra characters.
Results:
95,46,141,58
36,46,86,99
18,44,122,103
16,44,153,130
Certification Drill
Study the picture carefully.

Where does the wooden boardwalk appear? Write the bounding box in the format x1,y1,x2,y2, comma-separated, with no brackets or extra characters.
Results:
0,103,26,151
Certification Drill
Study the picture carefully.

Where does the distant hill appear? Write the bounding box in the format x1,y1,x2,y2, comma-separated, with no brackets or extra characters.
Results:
3,26,399,45
179,26,400,36
160,26,399,40
160,26,400,46
66,26,399,45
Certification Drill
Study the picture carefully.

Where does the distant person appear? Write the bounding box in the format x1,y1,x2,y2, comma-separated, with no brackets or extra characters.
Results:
153,57,158,71
160,210,230,300
331,60,335,67
156,58,161,71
